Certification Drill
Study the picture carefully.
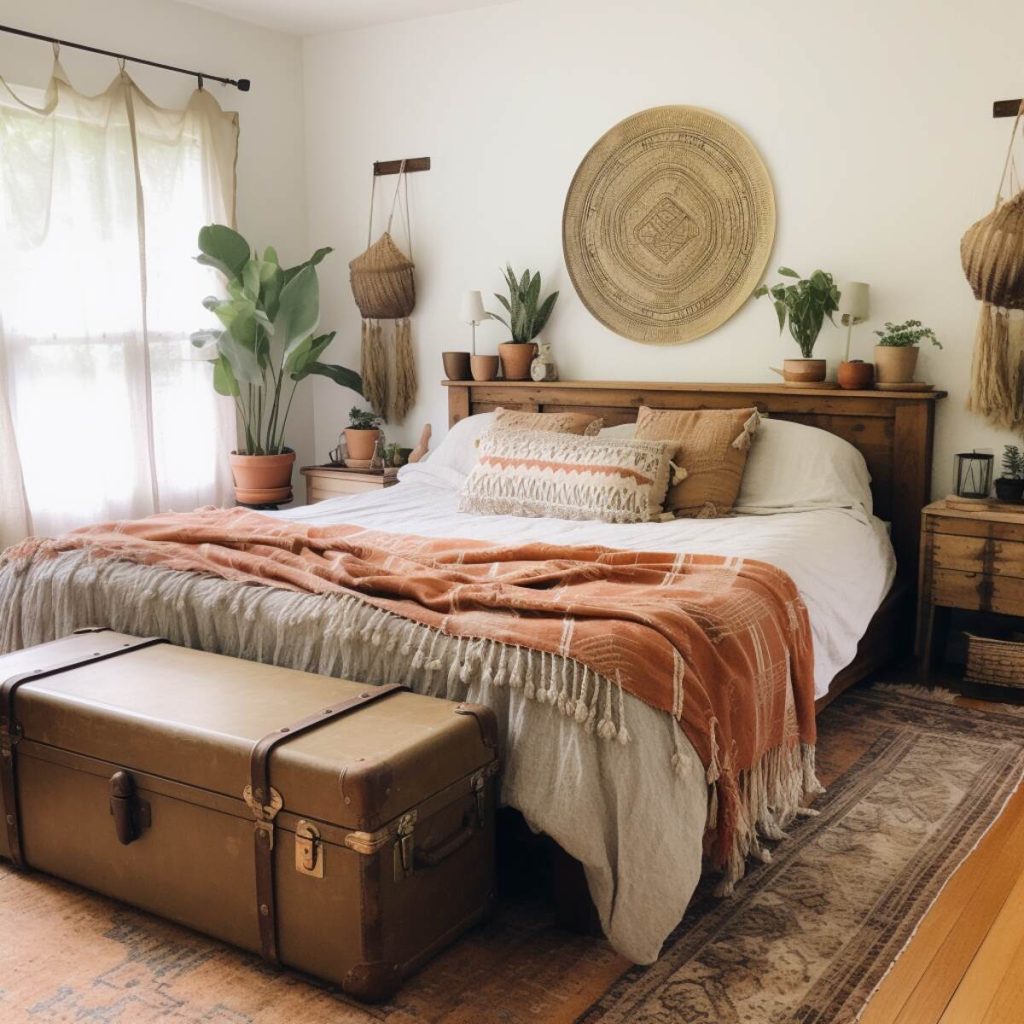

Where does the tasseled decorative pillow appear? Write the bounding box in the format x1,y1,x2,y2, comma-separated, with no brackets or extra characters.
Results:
492,407,604,435
634,406,761,518
459,429,680,523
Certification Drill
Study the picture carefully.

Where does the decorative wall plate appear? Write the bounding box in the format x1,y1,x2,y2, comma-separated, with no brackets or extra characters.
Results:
562,105,776,345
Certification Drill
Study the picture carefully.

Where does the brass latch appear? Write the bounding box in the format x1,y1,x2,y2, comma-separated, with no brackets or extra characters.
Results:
393,812,416,882
472,770,487,828
295,819,324,878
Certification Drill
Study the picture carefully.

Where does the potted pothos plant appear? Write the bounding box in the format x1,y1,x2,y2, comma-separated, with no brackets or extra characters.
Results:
191,224,362,505
873,320,942,385
996,444,1024,502
754,267,841,384
345,406,382,462
488,265,559,380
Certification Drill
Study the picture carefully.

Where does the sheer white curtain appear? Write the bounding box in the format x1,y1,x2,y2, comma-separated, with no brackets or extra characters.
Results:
0,59,238,541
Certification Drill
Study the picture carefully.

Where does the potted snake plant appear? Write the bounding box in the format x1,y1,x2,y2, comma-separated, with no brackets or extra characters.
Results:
488,265,559,380
191,224,362,505
754,267,841,384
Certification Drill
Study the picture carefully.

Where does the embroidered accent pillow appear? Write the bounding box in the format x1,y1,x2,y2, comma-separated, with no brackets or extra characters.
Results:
493,407,603,436
634,406,761,518
459,430,678,523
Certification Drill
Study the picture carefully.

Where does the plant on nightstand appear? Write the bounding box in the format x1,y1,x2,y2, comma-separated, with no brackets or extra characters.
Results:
873,320,942,385
191,224,362,505
488,265,559,381
753,267,840,384
996,444,1024,502
346,406,382,462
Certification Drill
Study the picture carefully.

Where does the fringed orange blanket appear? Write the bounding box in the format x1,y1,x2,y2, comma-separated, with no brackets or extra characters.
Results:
12,507,818,884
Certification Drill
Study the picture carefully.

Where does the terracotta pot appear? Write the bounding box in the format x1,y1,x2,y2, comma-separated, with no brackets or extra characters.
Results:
442,351,472,381
874,345,919,384
770,358,827,384
470,354,500,381
837,360,875,390
229,449,295,505
345,427,380,461
498,342,538,381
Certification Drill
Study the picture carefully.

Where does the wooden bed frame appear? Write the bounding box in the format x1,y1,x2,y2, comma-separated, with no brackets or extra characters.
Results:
445,378,947,707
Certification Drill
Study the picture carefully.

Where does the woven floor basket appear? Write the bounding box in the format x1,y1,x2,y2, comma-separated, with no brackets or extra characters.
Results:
349,232,415,320
965,633,1024,688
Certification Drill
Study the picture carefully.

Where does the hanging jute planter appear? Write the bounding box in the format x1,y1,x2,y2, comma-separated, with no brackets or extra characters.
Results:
962,104,1024,429
349,164,417,422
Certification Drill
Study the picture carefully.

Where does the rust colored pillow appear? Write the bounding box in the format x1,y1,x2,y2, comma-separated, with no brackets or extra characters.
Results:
633,406,761,518
493,407,603,436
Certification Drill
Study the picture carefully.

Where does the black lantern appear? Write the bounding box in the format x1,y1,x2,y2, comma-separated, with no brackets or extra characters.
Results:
954,451,993,499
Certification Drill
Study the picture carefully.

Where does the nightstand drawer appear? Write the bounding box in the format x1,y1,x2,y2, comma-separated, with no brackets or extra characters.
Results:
933,534,1024,579
932,568,1024,616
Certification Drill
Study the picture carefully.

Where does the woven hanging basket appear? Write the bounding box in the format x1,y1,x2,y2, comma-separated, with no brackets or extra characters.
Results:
349,231,415,320
963,105,1024,430
961,190,1024,310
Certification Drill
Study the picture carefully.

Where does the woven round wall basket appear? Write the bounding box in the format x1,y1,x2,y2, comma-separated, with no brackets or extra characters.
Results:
349,231,415,320
563,105,776,345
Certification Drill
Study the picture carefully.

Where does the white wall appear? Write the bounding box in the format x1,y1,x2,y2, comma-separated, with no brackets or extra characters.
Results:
303,0,1024,495
0,0,316,480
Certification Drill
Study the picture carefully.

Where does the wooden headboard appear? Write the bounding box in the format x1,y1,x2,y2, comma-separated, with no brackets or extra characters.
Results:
444,379,947,583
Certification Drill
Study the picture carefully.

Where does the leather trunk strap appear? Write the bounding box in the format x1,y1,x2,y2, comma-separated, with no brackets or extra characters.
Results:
0,633,167,867
248,682,406,963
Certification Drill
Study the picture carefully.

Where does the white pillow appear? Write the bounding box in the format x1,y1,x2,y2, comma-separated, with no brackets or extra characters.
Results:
421,412,495,477
598,421,637,440
735,418,873,516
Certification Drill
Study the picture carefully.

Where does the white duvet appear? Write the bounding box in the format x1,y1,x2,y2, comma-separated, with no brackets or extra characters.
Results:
267,458,894,963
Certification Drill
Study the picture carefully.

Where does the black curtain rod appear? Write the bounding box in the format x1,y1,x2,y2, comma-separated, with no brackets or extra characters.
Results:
0,23,250,91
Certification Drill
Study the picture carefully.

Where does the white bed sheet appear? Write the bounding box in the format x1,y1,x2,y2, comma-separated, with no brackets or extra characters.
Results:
275,462,896,700
268,463,894,962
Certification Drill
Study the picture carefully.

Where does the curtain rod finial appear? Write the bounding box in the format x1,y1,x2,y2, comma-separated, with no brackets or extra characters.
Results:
237,78,250,92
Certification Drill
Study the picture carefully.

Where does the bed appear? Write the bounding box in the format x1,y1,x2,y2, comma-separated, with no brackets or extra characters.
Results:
0,380,945,964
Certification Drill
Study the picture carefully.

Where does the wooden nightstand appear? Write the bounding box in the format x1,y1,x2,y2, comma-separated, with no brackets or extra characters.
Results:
300,465,398,504
917,498,1024,681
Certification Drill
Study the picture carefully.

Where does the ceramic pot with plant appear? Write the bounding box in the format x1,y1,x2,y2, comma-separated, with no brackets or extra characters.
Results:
488,264,559,380
754,267,840,385
192,225,362,505
345,406,382,462
996,444,1024,502
873,320,942,384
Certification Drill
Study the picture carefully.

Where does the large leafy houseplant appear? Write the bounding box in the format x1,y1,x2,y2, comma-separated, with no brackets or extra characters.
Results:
753,267,841,358
191,224,362,459
488,265,559,380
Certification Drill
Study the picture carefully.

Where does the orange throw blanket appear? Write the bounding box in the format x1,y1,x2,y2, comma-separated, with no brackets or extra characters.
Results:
15,507,818,882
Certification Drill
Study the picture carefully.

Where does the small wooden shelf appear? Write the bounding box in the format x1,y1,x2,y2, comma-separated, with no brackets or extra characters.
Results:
300,465,398,505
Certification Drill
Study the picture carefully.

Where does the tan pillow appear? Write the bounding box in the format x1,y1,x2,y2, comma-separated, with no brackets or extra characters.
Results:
493,407,603,436
634,406,761,518
459,429,678,523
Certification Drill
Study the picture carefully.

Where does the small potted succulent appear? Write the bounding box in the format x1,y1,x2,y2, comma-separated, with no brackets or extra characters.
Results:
873,320,942,385
754,267,840,384
488,265,559,380
996,444,1024,502
345,406,382,462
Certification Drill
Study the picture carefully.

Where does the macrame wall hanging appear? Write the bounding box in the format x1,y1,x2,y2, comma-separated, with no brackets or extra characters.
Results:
349,162,417,422
962,103,1024,430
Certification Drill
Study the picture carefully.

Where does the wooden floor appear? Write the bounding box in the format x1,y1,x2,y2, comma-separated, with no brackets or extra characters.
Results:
860,675,1024,1024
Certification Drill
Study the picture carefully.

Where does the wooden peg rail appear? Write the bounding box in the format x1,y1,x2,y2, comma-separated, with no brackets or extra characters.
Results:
994,99,1024,118
373,157,431,176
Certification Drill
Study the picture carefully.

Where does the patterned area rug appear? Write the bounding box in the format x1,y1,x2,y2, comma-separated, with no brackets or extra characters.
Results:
1,685,1022,1024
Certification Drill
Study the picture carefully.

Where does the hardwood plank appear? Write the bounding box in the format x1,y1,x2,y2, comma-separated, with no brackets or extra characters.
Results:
937,868,1024,1023
860,785,1024,1024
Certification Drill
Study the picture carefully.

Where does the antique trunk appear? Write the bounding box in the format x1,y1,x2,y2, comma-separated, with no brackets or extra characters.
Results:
0,630,498,1001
